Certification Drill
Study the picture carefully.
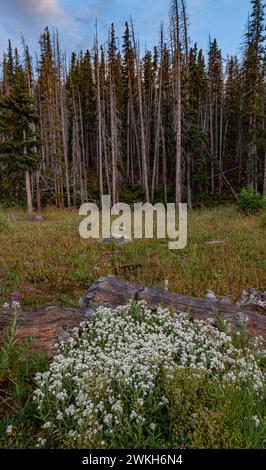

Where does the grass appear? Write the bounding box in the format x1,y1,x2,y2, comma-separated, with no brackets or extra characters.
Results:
0,308,48,448
0,205,265,311
0,204,265,449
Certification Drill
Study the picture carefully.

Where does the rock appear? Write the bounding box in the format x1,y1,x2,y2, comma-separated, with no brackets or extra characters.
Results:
236,289,266,313
34,215,44,221
84,308,95,318
103,234,132,245
205,289,217,300
58,329,71,343
6,214,17,222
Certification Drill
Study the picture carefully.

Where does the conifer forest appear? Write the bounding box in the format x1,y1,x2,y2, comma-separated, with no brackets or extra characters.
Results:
0,0,265,215
0,0,266,455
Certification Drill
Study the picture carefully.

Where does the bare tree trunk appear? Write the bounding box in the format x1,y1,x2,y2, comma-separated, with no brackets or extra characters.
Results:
175,47,182,206
23,127,33,218
186,154,192,209
110,79,118,205
218,98,224,193
95,37,104,206
170,1,183,207
137,48,150,202
161,125,167,204
263,147,266,196
36,171,42,212
210,103,214,192
25,170,33,219
151,24,164,203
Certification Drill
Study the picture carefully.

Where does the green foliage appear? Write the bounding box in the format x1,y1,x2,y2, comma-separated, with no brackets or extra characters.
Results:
260,212,266,227
120,185,145,204
39,191,56,208
0,308,48,448
199,191,235,208
0,198,18,209
238,188,266,214
0,65,41,213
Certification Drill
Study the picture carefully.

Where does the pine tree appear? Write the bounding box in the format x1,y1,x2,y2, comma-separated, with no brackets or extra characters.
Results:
243,0,266,190
207,38,223,192
0,66,41,217
170,0,185,206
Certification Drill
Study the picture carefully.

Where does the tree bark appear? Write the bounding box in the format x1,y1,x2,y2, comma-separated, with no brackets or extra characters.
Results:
25,170,33,219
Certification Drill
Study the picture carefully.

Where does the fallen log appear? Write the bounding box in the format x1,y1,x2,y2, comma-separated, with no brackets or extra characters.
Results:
0,276,265,357
0,308,84,358
79,276,266,342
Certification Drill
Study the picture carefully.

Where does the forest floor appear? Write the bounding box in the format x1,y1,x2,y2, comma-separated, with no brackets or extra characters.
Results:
0,205,265,310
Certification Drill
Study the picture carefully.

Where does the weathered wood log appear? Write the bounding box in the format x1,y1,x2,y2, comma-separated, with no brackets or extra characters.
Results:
80,276,266,343
0,308,84,358
0,276,266,357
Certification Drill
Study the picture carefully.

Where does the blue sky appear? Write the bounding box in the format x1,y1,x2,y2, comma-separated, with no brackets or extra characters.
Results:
0,0,251,59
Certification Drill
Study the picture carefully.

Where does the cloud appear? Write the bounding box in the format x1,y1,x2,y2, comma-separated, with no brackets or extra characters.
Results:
27,0,62,16
0,0,76,53
0,0,64,18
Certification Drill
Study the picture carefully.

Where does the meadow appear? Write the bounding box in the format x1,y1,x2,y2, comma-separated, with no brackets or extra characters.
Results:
0,205,265,310
0,205,265,449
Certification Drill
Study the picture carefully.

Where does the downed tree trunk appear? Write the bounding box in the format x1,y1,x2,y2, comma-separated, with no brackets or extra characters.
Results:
0,276,265,357
0,308,84,358
79,276,266,343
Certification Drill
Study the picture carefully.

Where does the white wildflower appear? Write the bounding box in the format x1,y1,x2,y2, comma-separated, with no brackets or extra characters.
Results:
253,415,260,428
36,437,46,447
43,422,51,429
130,410,138,421
32,302,265,443
5,425,12,435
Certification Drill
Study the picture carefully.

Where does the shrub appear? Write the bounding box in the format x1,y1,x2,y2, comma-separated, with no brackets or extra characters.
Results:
238,188,266,215
0,198,17,209
120,185,144,204
200,192,235,208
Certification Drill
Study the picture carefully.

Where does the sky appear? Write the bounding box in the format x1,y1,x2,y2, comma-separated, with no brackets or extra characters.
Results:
0,0,251,59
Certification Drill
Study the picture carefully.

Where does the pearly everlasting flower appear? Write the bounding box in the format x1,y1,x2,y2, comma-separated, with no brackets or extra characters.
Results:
130,410,138,421
253,415,260,428
43,422,51,429
36,437,46,447
33,301,265,445
5,425,12,435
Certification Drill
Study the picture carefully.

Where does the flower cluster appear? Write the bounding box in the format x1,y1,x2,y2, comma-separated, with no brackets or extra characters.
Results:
33,301,265,444
3,292,21,311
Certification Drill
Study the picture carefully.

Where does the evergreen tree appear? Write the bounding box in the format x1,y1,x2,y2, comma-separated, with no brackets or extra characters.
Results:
243,0,266,190
0,66,41,217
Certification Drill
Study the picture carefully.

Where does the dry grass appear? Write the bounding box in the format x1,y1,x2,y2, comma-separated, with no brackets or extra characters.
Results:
0,205,265,310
